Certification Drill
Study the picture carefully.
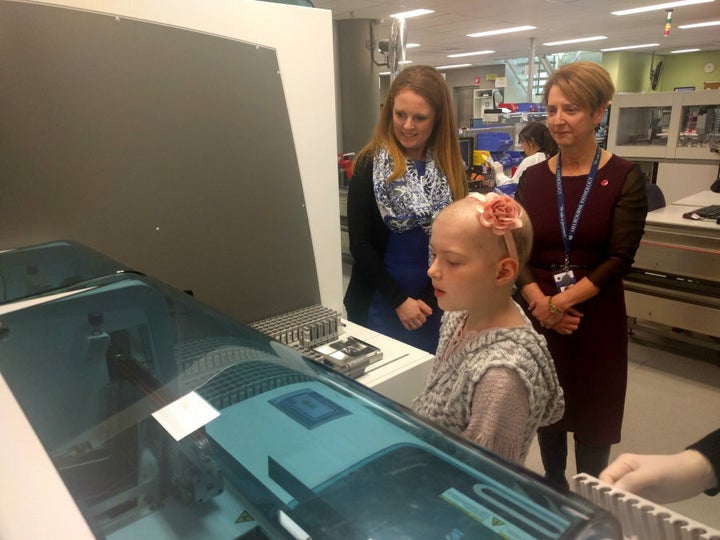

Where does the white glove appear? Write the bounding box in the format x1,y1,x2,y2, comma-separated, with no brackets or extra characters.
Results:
492,161,513,186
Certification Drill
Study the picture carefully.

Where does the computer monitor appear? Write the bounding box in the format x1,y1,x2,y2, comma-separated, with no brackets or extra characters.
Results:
458,136,474,169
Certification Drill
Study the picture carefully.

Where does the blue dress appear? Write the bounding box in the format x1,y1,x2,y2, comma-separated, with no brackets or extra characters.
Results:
365,161,442,354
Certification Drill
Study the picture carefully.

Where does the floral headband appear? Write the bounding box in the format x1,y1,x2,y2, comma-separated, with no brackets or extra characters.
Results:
467,192,523,262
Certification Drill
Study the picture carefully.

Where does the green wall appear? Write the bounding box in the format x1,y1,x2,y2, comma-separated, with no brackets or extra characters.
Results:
657,51,720,91
603,50,720,93
603,52,655,93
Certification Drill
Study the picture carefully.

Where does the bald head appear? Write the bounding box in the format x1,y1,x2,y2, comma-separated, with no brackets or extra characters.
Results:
434,195,534,267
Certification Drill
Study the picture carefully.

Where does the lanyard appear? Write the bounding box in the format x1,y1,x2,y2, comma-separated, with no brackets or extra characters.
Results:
555,145,601,271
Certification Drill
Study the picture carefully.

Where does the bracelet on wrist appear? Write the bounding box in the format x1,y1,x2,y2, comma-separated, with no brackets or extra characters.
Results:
548,296,564,316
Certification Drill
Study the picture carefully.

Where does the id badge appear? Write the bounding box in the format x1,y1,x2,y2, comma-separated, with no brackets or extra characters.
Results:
553,270,576,292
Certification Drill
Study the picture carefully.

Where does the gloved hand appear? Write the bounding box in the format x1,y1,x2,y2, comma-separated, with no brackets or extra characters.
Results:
599,450,718,503
492,161,513,186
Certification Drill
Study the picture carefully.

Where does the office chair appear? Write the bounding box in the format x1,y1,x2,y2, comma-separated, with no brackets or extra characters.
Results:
645,182,666,212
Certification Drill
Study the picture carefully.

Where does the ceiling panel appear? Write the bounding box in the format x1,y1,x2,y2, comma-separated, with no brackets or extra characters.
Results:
313,0,720,67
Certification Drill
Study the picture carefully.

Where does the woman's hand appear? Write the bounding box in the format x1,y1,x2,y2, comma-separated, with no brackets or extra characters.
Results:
522,284,545,313
530,295,562,329
396,298,433,331
551,307,583,335
522,283,581,332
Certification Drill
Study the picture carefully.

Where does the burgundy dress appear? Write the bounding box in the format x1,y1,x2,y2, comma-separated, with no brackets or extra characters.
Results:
515,155,647,446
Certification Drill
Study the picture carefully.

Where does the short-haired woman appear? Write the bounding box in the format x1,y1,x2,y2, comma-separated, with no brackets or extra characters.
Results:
515,61,648,487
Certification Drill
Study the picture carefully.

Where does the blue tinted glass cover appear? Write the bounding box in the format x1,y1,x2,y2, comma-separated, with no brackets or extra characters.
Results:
0,271,621,539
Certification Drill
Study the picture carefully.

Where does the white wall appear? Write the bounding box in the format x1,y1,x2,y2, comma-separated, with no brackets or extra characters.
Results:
657,162,720,203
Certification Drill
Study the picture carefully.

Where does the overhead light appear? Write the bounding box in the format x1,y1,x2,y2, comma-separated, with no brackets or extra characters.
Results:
390,9,434,18
406,43,421,48
678,19,720,28
612,0,713,16
435,63,473,70
543,36,607,46
671,48,701,53
601,43,659,51
447,50,495,58
467,25,536,38
398,60,413,65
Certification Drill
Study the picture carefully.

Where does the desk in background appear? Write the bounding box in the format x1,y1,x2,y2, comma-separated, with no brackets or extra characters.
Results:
672,189,720,207
625,191,720,338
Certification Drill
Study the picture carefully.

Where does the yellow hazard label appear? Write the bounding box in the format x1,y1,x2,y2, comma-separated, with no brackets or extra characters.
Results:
236,510,254,523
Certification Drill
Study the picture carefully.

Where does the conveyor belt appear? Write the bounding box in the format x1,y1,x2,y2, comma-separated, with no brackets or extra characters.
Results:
574,474,720,540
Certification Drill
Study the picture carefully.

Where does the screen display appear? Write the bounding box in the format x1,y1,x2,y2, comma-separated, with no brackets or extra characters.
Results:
270,389,350,429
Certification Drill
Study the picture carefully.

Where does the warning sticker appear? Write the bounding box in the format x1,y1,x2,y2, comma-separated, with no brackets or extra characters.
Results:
440,487,534,540
236,510,254,524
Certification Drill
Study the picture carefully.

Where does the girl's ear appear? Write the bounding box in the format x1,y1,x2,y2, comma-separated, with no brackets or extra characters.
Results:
496,257,519,286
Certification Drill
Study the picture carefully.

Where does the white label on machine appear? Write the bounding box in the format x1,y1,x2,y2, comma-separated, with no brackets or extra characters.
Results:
152,391,220,441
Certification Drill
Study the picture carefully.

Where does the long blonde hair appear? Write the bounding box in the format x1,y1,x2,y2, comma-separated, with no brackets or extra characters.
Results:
354,65,467,201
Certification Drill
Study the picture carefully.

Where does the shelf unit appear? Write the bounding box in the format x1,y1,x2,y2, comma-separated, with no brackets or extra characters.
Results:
607,90,720,162
472,88,494,119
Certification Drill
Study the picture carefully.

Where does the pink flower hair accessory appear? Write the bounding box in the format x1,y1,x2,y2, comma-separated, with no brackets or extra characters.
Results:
467,192,523,261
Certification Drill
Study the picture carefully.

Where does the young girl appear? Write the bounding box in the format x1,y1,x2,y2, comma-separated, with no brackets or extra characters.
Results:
411,193,564,464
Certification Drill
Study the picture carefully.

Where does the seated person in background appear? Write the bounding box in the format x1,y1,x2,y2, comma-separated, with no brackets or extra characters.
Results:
599,428,720,503
511,122,558,183
412,194,564,464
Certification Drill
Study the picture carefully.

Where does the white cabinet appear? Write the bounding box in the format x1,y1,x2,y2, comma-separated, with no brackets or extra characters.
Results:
607,90,720,162
473,88,494,119
676,90,720,160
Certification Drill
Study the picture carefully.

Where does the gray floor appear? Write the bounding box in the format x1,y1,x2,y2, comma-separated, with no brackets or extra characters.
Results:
524,325,720,529
342,262,720,529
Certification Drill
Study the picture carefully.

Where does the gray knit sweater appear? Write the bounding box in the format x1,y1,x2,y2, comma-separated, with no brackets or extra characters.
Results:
412,309,565,462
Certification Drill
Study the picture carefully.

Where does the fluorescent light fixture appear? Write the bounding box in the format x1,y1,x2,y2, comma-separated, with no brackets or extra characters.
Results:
543,36,607,46
601,43,659,51
467,25,536,38
671,48,701,53
435,63,473,70
678,19,720,28
407,43,421,48
447,50,495,58
391,9,434,18
398,60,413,65
612,0,713,16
